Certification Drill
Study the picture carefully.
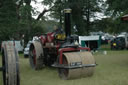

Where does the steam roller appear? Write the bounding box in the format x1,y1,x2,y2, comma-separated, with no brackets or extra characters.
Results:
29,8,96,80
0,41,20,85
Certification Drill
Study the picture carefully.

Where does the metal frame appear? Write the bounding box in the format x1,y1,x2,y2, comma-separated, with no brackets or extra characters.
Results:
52,64,96,69
52,47,96,69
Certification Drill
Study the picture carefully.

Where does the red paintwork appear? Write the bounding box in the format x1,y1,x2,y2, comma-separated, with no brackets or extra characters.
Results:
46,32,55,43
40,32,55,44
39,31,91,65
122,17,128,21
40,35,47,45
58,47,90,64
55,44,60,55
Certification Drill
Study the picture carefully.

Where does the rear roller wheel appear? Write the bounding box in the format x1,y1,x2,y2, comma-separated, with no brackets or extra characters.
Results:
2,42,20,85
58,51,95,80
29,41,44,70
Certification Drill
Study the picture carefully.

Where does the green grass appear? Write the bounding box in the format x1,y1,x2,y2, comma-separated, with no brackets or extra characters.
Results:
0,50,128,85
100,44,111,51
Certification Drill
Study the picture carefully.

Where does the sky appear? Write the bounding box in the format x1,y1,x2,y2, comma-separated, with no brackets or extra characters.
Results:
31,0,49,19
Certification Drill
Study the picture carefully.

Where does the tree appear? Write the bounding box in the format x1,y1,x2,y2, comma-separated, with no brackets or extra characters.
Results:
18,0,48,43
41,0,104,35
83,0,104,34
104,0,128,33
106,0,128,17
67,0,104,35
0,0,19,41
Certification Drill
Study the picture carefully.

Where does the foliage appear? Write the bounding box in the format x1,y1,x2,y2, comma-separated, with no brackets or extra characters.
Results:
0,0,19,41
0,0,106,43
104,0,128,33
106,0,128,16
0,0,46,44
42,0,54,6
2,0,128,43
43,0,104,35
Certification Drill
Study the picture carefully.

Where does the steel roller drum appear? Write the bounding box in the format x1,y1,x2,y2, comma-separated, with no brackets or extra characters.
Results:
59,51,95,79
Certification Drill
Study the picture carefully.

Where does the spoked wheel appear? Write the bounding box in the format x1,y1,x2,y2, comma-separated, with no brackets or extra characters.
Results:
29,41,44,70
58,51,95,80
2,42,20,85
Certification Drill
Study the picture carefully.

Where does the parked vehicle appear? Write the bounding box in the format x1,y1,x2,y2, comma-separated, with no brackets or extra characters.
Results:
24,41,32,58
111,34,128,50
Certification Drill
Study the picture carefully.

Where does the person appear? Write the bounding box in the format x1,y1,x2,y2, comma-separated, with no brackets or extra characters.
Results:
53,25,63,34
53,25,65,40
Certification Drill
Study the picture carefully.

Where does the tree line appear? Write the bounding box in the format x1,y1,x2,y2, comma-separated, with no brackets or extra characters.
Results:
0,0,128,44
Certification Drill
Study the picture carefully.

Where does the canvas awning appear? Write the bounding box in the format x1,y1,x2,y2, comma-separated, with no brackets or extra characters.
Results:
121,14,128,21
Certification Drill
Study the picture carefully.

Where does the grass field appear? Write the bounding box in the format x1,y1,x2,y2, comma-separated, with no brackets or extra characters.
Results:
0,49,128,85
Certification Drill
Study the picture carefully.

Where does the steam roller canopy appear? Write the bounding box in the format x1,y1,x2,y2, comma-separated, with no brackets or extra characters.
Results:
2,42,20,85
58,51,95,79
29,41,44,70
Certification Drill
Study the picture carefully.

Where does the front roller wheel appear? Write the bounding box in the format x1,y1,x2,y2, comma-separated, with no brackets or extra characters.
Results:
29,41,44,70
2,42,20,85
58,51,95,80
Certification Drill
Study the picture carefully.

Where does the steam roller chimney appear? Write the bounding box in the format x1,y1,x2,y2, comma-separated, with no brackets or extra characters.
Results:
64,9,72,37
